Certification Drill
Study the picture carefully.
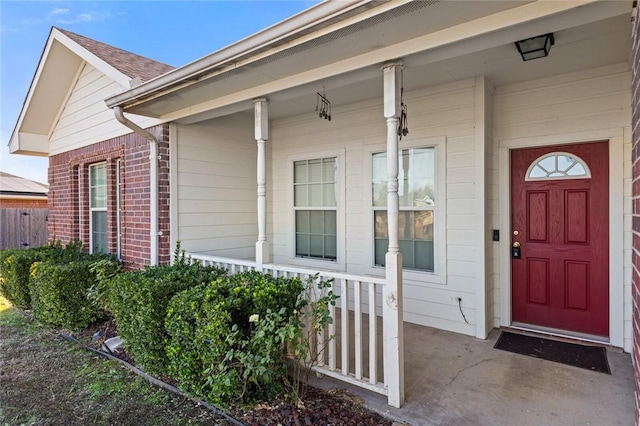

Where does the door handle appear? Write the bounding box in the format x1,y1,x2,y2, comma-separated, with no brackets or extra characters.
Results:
512,241,521,259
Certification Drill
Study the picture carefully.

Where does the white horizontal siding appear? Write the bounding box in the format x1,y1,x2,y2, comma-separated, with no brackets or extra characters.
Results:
175,117,257,259
270,79,479,335
494,64,629,140
492,63,632,348
49,63,160,156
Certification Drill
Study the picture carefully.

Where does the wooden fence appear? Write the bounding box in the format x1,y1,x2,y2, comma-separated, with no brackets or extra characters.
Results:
0,208,49,250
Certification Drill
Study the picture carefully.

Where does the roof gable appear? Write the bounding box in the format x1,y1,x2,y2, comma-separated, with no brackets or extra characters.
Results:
57,28,174,84
9,27,174,156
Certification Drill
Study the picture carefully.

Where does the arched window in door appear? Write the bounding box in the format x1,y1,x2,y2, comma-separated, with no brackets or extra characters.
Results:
525,152,591,181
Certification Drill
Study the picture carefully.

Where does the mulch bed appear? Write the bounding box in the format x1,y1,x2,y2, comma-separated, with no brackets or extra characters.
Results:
76,317,393,426
240,387,390,426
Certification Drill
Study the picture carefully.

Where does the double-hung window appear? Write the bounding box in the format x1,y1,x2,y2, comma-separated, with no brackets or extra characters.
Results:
294,158,337,261
89,163,107,254
372,147,435,272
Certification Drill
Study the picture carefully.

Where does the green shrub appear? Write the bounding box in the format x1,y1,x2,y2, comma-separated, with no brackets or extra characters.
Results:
29,255,116,330
46,239,85,263
165,270,306,405
0,249,42,308
0,242,63,309
99,249,226,376
22,240,118,330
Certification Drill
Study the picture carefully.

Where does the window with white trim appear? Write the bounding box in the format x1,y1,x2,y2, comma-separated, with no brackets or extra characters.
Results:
89,163,107,254
293,158,337,261
372,147,435,272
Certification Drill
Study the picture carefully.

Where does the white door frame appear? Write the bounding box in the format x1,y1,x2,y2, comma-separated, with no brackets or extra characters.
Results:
498,128,625,349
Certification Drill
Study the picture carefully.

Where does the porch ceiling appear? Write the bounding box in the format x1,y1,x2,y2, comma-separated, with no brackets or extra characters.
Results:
155,1,631,125
261,13,632,122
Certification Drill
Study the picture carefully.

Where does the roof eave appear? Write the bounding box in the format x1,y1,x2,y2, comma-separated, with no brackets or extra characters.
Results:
9,132,49,156
105,0,391,109
7,27,56,154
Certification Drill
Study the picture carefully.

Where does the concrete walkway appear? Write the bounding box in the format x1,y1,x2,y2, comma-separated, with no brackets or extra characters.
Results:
311,323,635,425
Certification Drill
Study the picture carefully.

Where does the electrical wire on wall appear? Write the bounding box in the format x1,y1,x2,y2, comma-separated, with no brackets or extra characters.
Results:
458,297,469,324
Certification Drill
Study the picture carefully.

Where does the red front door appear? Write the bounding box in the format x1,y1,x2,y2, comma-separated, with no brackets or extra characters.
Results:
511,142,609,337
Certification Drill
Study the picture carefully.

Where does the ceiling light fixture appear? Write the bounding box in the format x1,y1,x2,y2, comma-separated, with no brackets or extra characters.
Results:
515,33,554,61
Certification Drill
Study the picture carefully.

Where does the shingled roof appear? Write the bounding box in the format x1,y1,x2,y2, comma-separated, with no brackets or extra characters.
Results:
57,28,175,82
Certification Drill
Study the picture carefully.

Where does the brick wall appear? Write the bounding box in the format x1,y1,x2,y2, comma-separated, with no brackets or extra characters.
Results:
0,198,47,209
48,124,171,268
631,4,640,424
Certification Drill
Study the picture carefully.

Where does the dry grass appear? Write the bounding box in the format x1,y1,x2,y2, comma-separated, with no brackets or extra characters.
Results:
0,297,235,425
0,296,392,426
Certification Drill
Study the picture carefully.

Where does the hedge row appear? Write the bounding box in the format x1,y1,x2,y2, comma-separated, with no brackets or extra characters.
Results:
96,251,226,376
0,241,118,330
93,245,313,405
2,242,336,406
0,247,48,308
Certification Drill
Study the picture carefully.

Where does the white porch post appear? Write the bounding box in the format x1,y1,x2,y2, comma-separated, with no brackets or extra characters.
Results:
254,98,270,266
382,60,405,408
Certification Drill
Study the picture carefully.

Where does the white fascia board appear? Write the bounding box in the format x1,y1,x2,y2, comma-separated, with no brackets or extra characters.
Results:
51,28,131,89
7,29,57,151
161,0,618,122
9,132,49,156
105,0,404,108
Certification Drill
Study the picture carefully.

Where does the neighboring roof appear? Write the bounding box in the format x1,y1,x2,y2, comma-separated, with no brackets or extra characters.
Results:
56,28,174,83
0,171,48,197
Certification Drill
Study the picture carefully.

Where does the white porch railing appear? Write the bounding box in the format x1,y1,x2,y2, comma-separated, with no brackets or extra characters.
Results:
188,253,388,397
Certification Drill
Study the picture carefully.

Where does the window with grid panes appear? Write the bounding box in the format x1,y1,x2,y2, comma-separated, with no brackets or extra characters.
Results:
294,158,337,260
372,147,435,272
89,163,107,254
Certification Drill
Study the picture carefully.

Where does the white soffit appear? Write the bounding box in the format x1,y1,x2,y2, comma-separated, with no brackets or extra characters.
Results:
18,41,82,136
9,28,132,155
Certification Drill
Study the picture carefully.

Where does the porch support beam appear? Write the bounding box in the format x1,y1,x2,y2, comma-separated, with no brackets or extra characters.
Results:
381,60,405,408
254,98,270,266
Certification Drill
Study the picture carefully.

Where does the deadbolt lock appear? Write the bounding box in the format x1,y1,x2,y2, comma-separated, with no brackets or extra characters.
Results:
511,242,521,259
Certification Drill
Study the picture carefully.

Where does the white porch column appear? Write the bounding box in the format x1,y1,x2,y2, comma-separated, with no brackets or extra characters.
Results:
381,60,405,408
254,98,270,266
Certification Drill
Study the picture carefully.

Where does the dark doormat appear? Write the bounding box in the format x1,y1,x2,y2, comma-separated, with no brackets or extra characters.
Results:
494,331,611,374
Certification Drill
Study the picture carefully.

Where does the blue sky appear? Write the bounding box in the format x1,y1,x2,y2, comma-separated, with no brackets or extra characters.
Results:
0,0,318,184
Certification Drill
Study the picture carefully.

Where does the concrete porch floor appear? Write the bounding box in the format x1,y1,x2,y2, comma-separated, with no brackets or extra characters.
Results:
310,322,635,425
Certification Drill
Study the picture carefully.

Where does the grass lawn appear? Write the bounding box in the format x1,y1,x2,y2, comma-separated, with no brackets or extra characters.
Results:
0,297,235,425
0,294,393,426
